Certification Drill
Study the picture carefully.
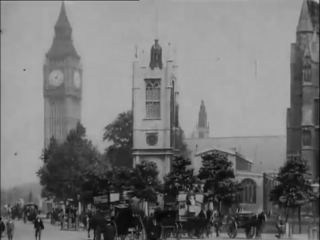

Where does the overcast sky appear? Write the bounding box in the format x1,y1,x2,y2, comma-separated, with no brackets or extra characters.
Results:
1,0,303,188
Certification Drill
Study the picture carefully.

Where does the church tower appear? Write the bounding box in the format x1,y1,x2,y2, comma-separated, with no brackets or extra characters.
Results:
132,40,179,180
287,0,319,179
43,1,82,148
195,100,210,139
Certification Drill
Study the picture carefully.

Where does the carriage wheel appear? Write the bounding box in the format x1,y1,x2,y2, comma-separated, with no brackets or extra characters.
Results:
245,226,256,239
226,218,237,238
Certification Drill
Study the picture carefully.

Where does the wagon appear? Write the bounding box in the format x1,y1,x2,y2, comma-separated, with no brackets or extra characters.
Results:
226,211,256,239
23,203,38,223
175,192,208,239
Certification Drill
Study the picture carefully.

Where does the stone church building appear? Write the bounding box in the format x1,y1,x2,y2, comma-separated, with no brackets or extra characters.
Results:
287,0,319,180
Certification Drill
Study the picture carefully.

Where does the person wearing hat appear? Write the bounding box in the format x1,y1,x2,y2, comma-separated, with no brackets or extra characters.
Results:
34,215,44,240
100,210,116,240
0,216,5,237
6,216,14,240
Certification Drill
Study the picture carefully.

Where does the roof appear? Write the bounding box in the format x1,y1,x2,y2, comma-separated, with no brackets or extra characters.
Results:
46,1,79,59
186,135,286,173
195,147,236,156
297,0,319,33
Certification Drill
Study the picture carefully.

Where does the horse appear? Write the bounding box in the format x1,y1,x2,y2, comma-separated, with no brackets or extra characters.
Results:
254,211,268,238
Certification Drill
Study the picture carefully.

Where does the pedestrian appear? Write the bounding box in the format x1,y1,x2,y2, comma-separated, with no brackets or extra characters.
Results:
6,217,14,240
146,217,161,240
0,217,6,238
275,215,285,239
102,212,116,240
34,215,45,240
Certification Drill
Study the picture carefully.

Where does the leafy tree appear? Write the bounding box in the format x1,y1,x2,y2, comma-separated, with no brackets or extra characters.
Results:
37,123,101,203
269,155,316,232
197,151,243,215
130,160,161,202
103,110,190,168
28,191,33,203
103,111,133,168
164,156,198,196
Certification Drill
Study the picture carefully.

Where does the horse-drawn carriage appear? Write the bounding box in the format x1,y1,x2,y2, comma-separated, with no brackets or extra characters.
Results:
91,191,146,240
23,203,38,223
155,191,210,240
226,211,258,239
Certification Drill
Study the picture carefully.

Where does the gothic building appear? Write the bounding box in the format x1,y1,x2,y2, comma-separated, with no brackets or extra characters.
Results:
132,40,180,180
43,2,82,148
287,0,319,179
192,100,210,138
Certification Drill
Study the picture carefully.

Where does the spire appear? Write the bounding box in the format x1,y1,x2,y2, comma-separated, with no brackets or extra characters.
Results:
297,0,318,33
46,1,79,60
55,1,71,31
198,100,207,128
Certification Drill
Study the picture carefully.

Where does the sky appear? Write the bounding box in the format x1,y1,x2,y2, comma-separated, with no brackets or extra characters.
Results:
1,0,303,188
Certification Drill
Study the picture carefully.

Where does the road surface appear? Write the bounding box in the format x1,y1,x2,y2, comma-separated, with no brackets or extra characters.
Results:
1,219,87,240
1,219,309,240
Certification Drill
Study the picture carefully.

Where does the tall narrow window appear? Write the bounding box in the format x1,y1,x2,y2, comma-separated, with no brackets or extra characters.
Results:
314,99,319,126
302,128,312,146
240,178,257,204
302,56,311,83
145,79,161,118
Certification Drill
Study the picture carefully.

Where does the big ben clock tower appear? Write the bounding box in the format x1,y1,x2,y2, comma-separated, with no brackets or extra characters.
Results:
43,1,82,147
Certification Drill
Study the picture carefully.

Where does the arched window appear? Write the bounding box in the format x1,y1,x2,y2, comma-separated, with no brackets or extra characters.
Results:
145,79,161,118
240,178,257,204
302,128,311,146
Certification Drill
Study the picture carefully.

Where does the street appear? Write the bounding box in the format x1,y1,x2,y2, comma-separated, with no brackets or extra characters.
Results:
1,220,87,240
1,220,309,240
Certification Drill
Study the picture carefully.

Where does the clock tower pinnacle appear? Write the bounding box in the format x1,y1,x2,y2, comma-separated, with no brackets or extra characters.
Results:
43,1,82,148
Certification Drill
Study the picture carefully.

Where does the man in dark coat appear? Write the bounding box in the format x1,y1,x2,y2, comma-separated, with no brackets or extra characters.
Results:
101,211,116,240
146,217,161,240
34,215,44,240
0,217,5,237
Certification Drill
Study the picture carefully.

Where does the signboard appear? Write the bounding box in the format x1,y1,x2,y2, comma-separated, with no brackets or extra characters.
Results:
93,195,109,204
196,194,204,203
178,193,187,202
110,193,120,203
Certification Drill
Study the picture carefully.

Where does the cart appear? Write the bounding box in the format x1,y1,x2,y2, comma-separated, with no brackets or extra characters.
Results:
226,211,256,239
175,192,207,239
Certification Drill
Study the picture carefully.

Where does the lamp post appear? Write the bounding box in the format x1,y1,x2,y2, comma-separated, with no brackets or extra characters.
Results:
311,183,319,225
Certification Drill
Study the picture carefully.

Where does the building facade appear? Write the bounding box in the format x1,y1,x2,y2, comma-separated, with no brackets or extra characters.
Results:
132,40,179,180
287,0,319,179
194,148,276,213
192,101,210,139
43,2,82,148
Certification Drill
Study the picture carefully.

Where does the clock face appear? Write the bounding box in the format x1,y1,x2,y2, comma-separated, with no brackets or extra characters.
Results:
73,71,81,89
49,69,64,87
146,133,158,146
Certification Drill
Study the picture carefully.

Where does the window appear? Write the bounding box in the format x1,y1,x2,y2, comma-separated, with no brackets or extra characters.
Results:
315,99,319,126
145,79,161,118
240,178,257,204
302,56,311,83
302,128,312,146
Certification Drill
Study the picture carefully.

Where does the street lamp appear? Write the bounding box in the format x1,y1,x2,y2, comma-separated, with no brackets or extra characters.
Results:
311,183,319,224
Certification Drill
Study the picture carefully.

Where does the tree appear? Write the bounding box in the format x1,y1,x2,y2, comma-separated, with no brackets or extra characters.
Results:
28,191,33,203
37,123,101,203
174,127,191,158
197,151,243,215
103,110,190,168
130,160,161,202
269,155,316,232
164,156,198,196
103,111,133,168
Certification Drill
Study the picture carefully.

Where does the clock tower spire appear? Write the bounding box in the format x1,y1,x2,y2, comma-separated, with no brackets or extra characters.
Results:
43,2,82,148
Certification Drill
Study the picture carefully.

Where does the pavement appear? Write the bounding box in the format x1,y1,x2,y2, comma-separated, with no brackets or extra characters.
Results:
1,219,310,240
1,219,88,240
